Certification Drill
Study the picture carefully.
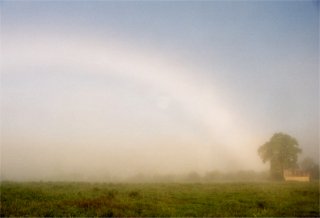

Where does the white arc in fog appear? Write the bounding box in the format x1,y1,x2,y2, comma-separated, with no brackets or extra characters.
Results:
3,32,262,172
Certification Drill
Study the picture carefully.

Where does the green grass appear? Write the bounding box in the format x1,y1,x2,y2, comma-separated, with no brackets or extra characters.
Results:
1,181,319,217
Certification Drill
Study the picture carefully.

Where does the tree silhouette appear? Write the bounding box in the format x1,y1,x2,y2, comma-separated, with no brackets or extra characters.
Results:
258,133,301,180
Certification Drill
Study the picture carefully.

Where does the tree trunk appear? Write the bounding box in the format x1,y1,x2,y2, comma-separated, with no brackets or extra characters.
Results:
280,162,284,181
270,160,283,180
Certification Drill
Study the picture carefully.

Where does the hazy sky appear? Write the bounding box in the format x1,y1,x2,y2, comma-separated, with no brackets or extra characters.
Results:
1,1,319,181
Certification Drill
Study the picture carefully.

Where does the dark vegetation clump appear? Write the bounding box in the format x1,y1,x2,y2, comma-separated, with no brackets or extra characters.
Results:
105,189,118,199
128,190,140,198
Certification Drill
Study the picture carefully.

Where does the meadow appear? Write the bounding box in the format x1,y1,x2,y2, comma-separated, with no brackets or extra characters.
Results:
1,181,319,217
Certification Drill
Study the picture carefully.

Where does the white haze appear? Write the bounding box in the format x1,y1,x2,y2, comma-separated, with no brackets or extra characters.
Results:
1,31,266,181
1,2,318,181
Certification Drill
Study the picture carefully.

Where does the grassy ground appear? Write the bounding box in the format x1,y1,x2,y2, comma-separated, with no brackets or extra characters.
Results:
1,181,319,217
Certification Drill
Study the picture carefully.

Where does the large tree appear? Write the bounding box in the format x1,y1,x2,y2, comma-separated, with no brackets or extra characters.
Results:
258,133,301,180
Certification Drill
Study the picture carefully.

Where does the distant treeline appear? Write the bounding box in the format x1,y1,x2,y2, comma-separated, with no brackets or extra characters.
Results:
3,169,317,183
126,170,270,183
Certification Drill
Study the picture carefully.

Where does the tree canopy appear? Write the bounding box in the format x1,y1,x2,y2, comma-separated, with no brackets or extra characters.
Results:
258,132,301,180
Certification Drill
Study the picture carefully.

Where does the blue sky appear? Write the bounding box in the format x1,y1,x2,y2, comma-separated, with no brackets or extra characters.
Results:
1,1,319,180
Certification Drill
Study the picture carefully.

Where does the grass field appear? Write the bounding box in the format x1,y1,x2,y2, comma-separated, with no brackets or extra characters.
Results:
1,181,319,217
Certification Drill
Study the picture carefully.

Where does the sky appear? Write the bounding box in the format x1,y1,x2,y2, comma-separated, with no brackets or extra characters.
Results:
1,1,319,181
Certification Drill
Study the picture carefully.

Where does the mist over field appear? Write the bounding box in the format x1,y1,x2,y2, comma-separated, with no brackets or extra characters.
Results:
1,1,319,182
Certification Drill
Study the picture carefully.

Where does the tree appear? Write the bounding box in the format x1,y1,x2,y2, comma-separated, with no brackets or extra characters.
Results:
300,157,319,180
258,133,301,180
